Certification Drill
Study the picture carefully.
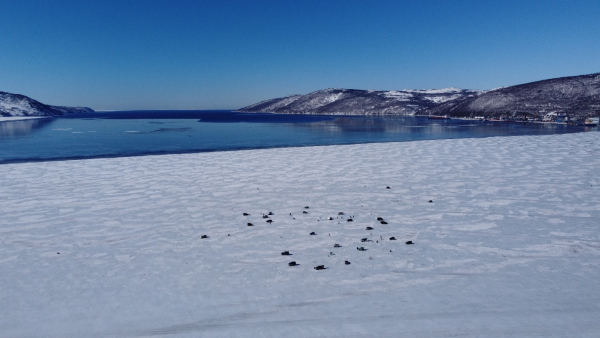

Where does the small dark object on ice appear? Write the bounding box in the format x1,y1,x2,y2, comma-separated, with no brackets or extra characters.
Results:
268,211,273,215
327,217,333,220
357,247,367,251
386,186,391,189
361,238,369,242
405,241,414,245
305,206,310,209
347,218,353,222
366,226,374,230
266,219,273,224
428,200,433,203
262,215,269,219
389,237,396,240
314,265,326,270
288,261,298,266
281,251,291,255
201,235,209,239
243,213,249,216
345,260,351,265
377,217,384,221
303,211,308,214
338,212,344,215
57,252,60,254
247,223,253,226
329,251,335,256
310,232,316,235
380,221,388,224
228,234,230,236
334,244,341,248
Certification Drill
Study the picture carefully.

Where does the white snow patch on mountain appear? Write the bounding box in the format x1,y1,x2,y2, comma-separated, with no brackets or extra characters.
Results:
0,97,35,116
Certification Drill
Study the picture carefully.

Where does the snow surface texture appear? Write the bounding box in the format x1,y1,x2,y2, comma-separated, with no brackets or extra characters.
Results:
1,132,600,337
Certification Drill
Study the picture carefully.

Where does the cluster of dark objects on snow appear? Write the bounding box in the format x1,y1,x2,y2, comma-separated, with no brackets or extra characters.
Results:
198,186,427,271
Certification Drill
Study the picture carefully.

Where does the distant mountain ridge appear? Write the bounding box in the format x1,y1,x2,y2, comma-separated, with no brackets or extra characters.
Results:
239,73,600,118
0,91,94,117
419,72,600,118
238,88,482,115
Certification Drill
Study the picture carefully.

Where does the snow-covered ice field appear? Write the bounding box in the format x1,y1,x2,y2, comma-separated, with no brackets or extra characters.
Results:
1,132,600,337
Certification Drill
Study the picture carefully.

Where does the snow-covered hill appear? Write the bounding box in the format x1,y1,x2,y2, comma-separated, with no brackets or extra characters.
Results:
420,72,600,118
0,91,93,117
238,88,482,115
240,73,600,118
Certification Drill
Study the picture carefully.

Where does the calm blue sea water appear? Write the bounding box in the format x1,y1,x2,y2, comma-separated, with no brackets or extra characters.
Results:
0,110,593,164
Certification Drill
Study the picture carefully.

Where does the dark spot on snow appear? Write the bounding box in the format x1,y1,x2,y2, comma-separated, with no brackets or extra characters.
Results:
389,237,396,240
334,244,341,248
288,261,297,266
243,213,249,216
310,232,316,235
314,265,326,270
405,241,414,245
366,226,374,230
345,260,351,265
266,219,273,224
201,235,209,239
380,221,388,224
247,223,253,226
281,251,291,255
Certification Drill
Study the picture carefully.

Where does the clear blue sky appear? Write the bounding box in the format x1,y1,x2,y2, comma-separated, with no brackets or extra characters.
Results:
1,0,599,110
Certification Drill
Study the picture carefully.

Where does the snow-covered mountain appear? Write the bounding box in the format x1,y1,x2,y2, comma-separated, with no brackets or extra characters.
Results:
240,73,600,118
238,88,482,115
420,73,600,118
0,91,94,117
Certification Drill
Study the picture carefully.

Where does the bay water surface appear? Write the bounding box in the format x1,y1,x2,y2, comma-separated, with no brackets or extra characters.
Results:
0,110,593,164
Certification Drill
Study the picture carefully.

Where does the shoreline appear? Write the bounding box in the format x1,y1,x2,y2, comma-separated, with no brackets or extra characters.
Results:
0,116,50,122
1,129,593,165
